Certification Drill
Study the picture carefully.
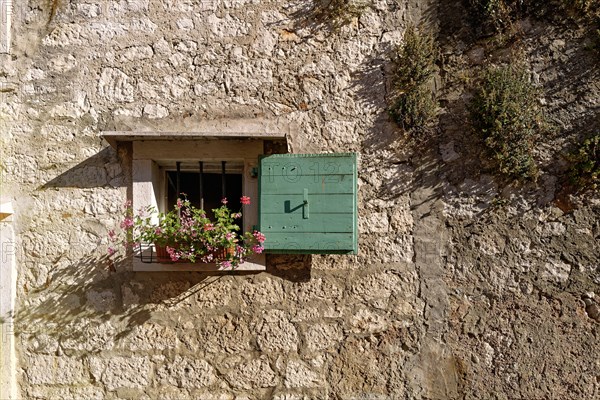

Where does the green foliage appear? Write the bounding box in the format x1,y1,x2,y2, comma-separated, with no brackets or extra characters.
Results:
389,86,437,130
470,65,545,180
568,133,600,191
469,0,599,35
389,26,438,131
565,0,600,18
312,0,367,31
593,10,600,56
393,26,438,89
112,196,265,267
469,0,514,33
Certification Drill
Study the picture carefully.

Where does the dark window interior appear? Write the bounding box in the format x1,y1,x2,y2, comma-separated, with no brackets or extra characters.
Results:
166,171,243,221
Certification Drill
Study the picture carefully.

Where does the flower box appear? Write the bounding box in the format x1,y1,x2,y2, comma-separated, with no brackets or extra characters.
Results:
153,243,234,264
110,196,265,270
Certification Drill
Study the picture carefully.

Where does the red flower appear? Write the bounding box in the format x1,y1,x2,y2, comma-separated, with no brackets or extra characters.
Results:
240,195,251,205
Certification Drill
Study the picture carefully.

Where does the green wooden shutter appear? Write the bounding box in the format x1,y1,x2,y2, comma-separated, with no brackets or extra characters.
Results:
259,153,358,254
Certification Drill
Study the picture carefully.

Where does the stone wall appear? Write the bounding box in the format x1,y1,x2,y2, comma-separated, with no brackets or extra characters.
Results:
1,0,598,399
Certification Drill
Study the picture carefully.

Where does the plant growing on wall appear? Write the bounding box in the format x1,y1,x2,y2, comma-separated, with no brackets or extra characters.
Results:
468,0,514,34
311,0,367,31
468,0,599,36
568,133,600,191
469,64,545,180
110,196,266,268
388,25,438,132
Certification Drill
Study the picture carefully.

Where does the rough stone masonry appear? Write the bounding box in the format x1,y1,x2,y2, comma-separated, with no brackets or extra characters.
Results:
0,0,598,399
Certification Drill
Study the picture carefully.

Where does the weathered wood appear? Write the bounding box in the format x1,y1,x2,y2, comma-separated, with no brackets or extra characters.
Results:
259,153,357,253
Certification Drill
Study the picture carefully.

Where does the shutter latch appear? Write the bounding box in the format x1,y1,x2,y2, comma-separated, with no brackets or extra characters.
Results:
303,188,309,219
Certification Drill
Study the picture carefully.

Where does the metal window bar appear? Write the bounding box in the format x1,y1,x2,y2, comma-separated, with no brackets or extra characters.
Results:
138,244,156,263
176,161,182,196
221,161,226,199
199,161,204,210
138,160,232,263
176,161,181,218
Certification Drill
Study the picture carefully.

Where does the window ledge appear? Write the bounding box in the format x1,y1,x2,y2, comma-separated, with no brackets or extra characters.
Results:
133,254,266,272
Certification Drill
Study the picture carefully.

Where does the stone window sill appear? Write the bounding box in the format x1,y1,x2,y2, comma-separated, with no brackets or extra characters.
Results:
132,254,266,272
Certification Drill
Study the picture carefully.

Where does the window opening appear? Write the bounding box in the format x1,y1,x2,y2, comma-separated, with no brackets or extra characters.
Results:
166,161,243,221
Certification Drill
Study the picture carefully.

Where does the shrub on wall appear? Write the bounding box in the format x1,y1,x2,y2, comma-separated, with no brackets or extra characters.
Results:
468,0,599,35
469,65,545,180
468,0,514,33
566,0,599,18
311,0,367,31
389,25,438,132
568,133,600,191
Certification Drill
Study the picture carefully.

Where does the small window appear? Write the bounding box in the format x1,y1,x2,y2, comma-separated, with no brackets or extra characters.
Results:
163,162,243,221
125,138,266,271
102,128,358,271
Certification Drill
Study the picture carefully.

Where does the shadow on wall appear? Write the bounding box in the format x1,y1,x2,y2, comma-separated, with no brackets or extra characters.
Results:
40,147,124,189
16,147,313,346
14,252,312,349
286,0,364,37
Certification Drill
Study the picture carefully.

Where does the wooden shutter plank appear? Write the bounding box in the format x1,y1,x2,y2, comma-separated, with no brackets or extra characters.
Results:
261,157,357,176
261,213,354,233
260,175,354,194
259,193,355,214
265,233,355,251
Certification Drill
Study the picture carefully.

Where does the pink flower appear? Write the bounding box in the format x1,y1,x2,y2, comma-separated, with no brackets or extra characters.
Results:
176,199,183,208
232,212,242,219
221,197,228,205
120,217,134,229
226,232,234,240
107,247,116,256
253,231,266,243
252,245,264,254
240,196,251,205
220,260,232,268
166,246,180,261
155,227,162,235
204,223,214,231
108,230,116,239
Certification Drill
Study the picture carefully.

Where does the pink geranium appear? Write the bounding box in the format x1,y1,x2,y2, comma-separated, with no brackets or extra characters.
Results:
110,195,266,269
253,231,266,243
120,217,134,229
